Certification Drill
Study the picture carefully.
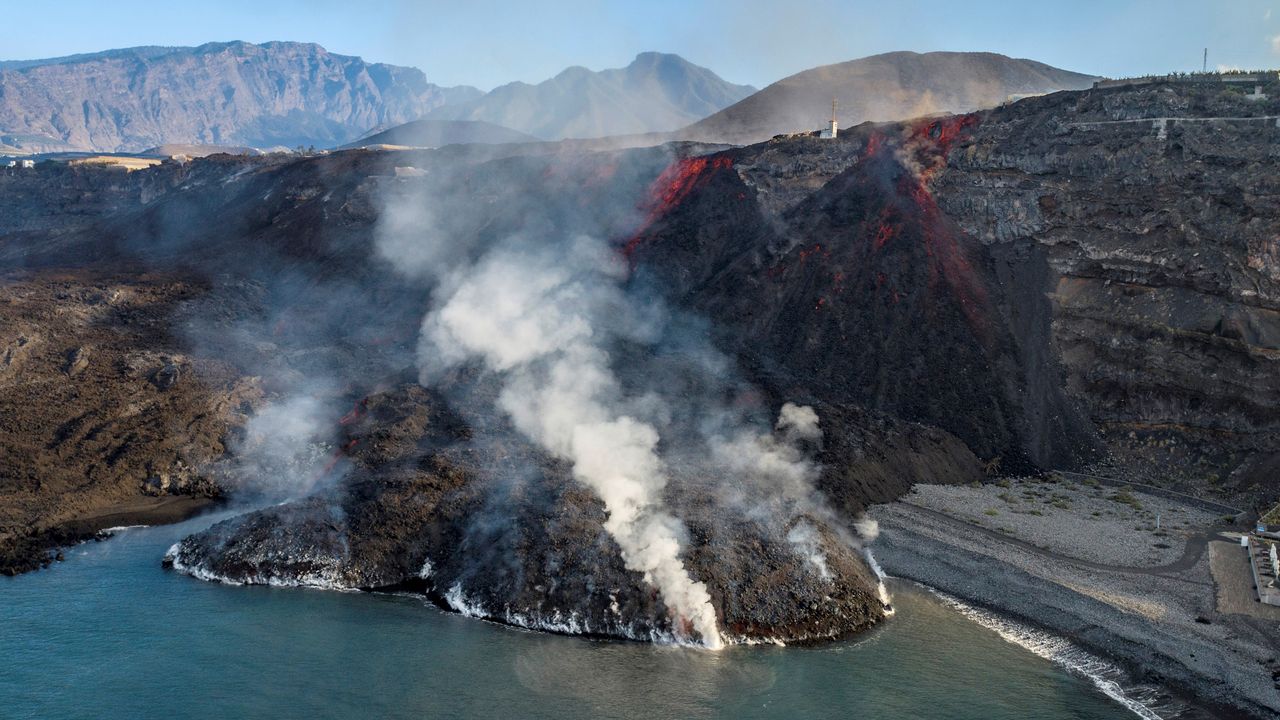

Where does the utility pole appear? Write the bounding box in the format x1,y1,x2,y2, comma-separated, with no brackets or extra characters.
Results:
1203,48,1208,74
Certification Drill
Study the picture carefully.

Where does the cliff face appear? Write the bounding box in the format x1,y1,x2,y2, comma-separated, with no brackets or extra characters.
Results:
629,80,1280,500
2,81,1276,639
0,42,480,152
934,82,1280,499
625,126,1099,474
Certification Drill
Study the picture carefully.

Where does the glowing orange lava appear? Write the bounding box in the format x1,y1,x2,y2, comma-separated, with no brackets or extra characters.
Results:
622,155,734,260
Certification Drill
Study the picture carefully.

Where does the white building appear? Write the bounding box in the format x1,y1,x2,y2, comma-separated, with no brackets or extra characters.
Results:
819,98,839,139
19,159,34,169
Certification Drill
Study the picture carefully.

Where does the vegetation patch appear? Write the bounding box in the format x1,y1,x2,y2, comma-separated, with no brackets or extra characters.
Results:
1109,489,1143,510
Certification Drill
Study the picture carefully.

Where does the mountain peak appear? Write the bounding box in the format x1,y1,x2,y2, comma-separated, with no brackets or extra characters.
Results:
630,51,684,64
426,52,755,140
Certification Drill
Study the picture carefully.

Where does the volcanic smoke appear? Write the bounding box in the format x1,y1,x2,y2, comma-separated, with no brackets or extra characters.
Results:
374,148,876,647
416,235,722,648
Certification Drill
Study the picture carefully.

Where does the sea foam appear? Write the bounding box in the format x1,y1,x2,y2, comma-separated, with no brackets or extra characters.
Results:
930,589,1184,720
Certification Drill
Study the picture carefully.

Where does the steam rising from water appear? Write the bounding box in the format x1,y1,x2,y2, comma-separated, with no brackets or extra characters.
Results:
419,235,720,647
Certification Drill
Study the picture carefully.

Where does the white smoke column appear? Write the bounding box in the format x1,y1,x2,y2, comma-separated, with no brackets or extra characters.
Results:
853,517,880,543
708,402,850,580
853,517,892,614
786,521,832,581
234,395,337,497
418,235,722,649
863,548,894,616
775,402,822,446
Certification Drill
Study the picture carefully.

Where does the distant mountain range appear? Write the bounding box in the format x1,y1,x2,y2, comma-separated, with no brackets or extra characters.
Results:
0,42,481,153
681,51,1098,144
0,44,1096,154
420,52,756,140
345,119,537,148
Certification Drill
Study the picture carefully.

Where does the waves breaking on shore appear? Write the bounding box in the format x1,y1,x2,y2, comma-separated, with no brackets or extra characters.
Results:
164,542,358,593
929,589,1186,720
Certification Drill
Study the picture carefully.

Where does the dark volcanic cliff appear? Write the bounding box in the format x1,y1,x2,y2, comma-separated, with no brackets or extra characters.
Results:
1,80,1276,645
934,83,1280,499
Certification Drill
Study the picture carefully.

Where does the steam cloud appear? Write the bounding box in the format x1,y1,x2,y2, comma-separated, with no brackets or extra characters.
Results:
234,395,341,497
417,235,721,647
375,150,873,647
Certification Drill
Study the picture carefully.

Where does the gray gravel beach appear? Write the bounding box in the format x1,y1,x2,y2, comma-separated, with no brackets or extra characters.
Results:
869,479,1280,719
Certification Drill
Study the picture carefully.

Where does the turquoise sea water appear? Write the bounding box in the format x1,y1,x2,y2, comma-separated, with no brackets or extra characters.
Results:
1,512,1185,720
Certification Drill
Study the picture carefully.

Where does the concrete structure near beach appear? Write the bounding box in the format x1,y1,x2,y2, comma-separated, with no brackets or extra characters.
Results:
1245,537,1280,606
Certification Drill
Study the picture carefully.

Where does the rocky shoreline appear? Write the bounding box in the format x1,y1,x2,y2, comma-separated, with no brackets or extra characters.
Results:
1,495,218,576
870,498,1280,719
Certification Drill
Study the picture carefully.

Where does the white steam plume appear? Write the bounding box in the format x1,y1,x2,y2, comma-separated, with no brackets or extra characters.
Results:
373,151,882,644
417,235,722,648
776,402,822,446
786,521,832,581
232,394,339,497
854,517,880,543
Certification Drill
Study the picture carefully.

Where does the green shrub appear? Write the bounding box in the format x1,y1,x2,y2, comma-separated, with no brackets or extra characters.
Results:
1109,489,1143,510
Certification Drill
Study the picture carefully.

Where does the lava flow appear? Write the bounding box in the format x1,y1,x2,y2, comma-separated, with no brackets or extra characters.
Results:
906,114,980,185
307,397,370,484
835,115,991,339
622,155,734,260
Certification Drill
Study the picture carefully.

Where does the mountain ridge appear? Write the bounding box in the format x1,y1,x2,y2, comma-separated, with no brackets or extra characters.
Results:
0,41,483,153
422,51,757,140
342,118,537,148
680,50,1098,143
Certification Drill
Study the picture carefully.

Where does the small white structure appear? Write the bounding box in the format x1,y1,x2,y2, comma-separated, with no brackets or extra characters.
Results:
4,160,14,168
18,159,34,169
819,98,839,139
1246,85,1268,102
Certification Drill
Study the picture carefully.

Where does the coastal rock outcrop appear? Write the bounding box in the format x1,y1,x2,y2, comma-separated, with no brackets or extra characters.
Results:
166,385,896,644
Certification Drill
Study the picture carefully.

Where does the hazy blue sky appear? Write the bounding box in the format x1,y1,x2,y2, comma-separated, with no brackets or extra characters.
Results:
3,0,1279,90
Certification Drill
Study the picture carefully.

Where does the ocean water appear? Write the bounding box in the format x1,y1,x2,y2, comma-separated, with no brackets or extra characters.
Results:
0,513,1192,720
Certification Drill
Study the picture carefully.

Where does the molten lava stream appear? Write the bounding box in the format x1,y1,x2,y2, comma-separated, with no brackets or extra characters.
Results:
304,397,370,485
621,155,733,261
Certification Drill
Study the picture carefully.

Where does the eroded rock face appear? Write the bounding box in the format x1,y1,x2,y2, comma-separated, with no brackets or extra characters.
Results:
625,125,1098,475
932,83,1280,500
